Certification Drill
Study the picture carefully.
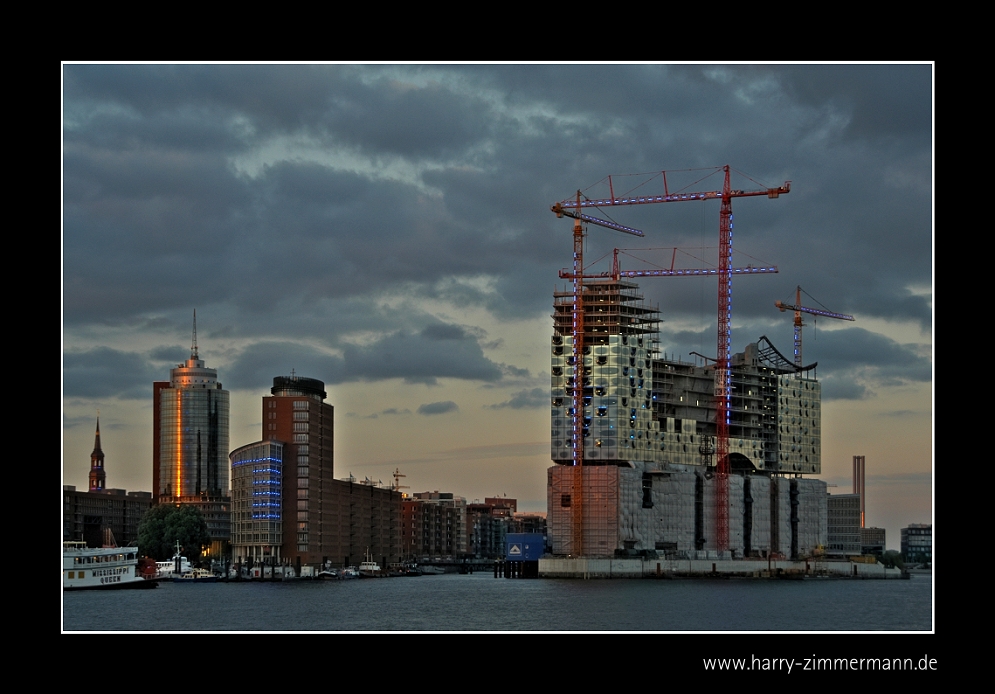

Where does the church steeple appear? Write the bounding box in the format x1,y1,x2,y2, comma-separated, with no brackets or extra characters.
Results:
89,417,106,492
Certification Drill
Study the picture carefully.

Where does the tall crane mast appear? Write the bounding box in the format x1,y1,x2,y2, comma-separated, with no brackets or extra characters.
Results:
775,286,855,369
554,191,643,556
552,166,789,553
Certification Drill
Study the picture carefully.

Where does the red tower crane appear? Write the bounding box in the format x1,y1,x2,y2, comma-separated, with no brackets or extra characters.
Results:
560,246,779,281
775,286,854,369
553,192,643,555
552,166,790,552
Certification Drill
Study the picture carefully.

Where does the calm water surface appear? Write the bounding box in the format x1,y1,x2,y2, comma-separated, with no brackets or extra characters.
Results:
63,572,932,631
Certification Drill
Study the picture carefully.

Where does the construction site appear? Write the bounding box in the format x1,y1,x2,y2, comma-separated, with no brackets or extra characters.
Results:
541,166,873,577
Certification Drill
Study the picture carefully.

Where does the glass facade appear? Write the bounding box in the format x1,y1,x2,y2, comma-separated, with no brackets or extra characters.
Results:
550,280,820,473
230,440,283,564
158,355,230,499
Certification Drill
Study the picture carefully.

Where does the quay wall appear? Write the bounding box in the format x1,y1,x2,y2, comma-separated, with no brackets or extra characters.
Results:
539,556,903,579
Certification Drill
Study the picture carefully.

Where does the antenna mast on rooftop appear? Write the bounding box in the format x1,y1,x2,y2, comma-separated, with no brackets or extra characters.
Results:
191,309,199,359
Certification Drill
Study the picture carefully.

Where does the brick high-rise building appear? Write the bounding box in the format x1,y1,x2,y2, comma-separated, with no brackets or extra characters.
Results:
264,375,335,566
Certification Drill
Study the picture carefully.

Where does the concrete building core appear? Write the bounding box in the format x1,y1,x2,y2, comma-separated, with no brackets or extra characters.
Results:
548,279,827,559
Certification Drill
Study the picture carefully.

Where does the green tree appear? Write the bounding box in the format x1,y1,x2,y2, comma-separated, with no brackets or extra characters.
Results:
881,549,905,570
137,504,211,561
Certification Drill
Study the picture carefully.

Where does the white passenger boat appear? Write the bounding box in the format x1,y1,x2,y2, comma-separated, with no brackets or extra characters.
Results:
63,541,157,591
156,554,193,579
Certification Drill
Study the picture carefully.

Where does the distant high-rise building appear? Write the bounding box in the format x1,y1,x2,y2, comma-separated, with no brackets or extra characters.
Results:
860,526,886,557
901,523,932,566
89,417,106,492
153,312,230,555
467,497,516,559
827,493,862,555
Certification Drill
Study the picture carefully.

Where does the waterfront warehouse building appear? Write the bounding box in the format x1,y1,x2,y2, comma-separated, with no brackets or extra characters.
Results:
153,316,231,555
548,279,827,559
403,491,466,560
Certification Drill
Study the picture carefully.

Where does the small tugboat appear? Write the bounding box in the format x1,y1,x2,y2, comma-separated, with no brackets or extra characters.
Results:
63,541,157,591
358,548,381,577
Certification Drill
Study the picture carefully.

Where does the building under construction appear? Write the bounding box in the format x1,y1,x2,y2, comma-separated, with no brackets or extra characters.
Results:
548,279,826,559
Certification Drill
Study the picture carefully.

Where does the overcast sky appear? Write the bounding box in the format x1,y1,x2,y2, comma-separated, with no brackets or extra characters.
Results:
62,64,933,548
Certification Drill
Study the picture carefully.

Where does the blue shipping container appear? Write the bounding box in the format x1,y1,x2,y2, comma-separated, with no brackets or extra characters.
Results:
506,533,544,561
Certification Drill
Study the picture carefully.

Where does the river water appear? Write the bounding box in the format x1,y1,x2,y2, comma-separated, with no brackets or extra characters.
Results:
62,571,932,632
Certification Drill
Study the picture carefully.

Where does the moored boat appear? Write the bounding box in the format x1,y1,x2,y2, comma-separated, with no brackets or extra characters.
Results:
155,542,193,579
173,568,217,583
359,548,381,577
63,541,157,591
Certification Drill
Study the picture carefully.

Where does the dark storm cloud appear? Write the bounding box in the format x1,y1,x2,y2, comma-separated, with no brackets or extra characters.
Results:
487,388,548,410
417,401,459,415
65,64,345,138
63,64,931,388
323,78,493,159
63,347,162,399
776,65,932,143
149,345,188,363
806,327,931,384
339,325,503,386
224,322,503,391
820,375,873,401
65,65,493,160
